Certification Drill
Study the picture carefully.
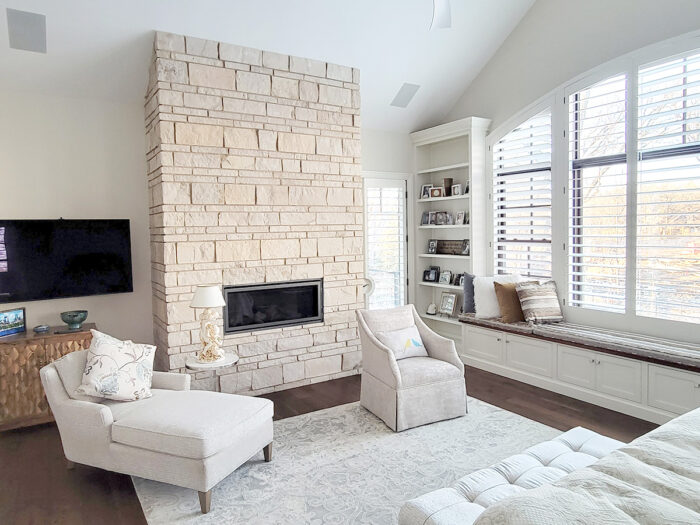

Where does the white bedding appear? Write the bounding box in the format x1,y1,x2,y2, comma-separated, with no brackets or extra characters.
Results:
475,408,700,524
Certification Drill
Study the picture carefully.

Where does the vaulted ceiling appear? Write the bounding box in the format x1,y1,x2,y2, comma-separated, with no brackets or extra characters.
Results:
0,0,534,132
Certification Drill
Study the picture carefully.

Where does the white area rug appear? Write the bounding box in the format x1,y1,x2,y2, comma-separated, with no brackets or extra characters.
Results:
133,399,559,524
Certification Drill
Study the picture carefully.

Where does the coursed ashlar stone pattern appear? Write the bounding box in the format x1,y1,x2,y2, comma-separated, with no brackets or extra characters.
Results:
145,32,363,394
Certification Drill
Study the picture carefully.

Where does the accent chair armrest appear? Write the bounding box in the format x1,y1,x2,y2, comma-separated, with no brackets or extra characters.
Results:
55,399,114,429
356,311,401,388
413,312,465,374
152,371,191,391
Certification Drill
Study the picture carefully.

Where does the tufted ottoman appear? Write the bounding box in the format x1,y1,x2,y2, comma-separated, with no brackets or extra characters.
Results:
399,427,624,525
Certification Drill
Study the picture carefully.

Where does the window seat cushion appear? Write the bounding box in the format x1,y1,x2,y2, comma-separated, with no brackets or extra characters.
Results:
458,315,700,370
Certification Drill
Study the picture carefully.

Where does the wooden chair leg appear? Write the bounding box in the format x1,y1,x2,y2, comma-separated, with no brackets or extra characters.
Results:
263,442,272,462
65,459,76,470
198,490,211,514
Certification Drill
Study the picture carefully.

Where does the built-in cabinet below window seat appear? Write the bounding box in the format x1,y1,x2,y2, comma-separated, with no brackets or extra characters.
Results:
457,314,700,424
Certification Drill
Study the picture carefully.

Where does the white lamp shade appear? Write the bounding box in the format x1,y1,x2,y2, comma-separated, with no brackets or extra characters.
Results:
190,285,226,308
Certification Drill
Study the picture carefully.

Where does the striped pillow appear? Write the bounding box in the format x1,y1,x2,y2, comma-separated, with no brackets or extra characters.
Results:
515,280,563,324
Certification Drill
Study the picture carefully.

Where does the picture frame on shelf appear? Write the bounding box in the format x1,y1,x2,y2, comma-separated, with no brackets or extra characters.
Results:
461,239,470,256
423,266,440,282
455,211,466,225
439,292,457,316
428,211,437,224
0,307,26,338
420,184,433,200
464,181,470,194
427,239,438,254
459,274,466,287
451,273,463,286
429,187,444,198
420,211,430,225
438,270,452,284
451,184,462,196
435,211,452,225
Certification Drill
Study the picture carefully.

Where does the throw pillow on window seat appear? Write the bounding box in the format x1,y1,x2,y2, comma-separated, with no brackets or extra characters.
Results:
375,325,429,360
76,330,156,401
515,280,564,324
473,274,522,319
493,281,527,323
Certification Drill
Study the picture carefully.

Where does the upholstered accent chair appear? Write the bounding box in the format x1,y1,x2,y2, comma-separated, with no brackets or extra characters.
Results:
357,304,467,431
40,350,273,514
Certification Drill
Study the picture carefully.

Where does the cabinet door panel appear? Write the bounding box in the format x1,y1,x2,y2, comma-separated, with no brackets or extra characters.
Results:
648,365,700,415
464,326,504,363
557,345,596,390
505,334,554,377
595,354,642,403
0,342,47,426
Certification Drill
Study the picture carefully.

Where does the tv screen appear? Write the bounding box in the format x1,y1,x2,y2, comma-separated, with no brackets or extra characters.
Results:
0,219,133,303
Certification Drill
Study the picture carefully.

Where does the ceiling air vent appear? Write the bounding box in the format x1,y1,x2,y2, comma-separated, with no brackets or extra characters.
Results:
6,8,47,53
390,83,420,108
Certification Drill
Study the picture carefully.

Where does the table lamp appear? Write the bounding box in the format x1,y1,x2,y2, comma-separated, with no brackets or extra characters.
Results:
190,285,226,363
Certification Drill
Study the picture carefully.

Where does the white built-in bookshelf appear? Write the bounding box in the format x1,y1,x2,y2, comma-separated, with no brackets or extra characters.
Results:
410,117,490,340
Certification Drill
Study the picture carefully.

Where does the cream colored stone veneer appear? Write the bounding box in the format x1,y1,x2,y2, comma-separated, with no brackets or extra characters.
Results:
145,32,364,393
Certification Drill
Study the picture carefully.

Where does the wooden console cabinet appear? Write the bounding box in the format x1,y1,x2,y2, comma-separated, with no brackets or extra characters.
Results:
0,324,94,431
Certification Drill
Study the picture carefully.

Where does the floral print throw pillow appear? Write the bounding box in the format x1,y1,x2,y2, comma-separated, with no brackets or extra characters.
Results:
76,330,156,401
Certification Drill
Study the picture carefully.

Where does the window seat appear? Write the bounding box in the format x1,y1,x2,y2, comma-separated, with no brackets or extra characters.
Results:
458,314,700,373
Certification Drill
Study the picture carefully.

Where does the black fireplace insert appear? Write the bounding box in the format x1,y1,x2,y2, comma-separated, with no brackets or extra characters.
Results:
223,279,323,334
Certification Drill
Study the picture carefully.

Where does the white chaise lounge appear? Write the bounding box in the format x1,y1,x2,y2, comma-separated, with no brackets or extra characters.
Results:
40,349,274,514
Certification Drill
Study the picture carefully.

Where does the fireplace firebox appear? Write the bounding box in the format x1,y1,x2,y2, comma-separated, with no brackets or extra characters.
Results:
223,279,323,334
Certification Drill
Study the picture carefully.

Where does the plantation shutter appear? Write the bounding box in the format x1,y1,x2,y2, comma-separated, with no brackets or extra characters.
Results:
636,51,700,323
568,74,628,313
493,109,552,279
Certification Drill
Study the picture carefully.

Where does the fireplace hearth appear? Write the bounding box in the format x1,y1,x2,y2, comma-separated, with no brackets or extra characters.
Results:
223,279,323,334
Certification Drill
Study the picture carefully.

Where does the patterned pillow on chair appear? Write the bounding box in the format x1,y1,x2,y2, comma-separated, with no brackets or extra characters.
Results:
375,325,429,360
76,330,156,401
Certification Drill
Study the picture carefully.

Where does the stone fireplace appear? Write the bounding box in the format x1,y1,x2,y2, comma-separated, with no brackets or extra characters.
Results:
145,32,364,393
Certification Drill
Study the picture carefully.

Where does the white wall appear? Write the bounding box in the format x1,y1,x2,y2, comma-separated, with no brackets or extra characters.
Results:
361,128,413,174
447,0,700,131
0,91,153,343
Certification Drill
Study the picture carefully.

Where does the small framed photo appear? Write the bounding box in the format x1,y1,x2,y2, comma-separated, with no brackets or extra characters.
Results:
461,239,471,256
451,273,462,286
464,211,470,225
429,187,444,198
451,184,462,196
423,266,440,282
427,239,438,254
420,211,430,225
456,211,466,225
435,211,452,225
464,182,470,194
428,211,437,225
0,307,26,338
459,274,466,287
439,292,457,316
439,270,452,284
420,184,433,199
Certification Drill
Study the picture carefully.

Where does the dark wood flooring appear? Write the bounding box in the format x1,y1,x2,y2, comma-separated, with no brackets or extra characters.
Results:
0,366,658,524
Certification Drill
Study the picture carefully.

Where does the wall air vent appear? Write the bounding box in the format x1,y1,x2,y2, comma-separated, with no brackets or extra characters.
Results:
6,8,46,53
390,83,420,108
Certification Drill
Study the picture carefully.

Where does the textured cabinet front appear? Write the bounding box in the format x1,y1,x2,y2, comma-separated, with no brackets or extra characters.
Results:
0,342,46,427
0,326,93,431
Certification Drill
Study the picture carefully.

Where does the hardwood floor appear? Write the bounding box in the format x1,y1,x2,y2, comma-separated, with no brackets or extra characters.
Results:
0,367,657,524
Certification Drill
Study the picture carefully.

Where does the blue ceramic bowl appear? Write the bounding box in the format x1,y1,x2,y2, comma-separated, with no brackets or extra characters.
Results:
60,310,88,330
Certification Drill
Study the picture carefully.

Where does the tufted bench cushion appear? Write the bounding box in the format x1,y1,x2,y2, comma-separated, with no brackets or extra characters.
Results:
398,427,624,525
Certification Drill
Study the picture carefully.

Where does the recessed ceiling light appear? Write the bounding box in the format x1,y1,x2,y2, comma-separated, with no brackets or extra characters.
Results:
6,8,47,53
430,0,451,30
390,83,420,108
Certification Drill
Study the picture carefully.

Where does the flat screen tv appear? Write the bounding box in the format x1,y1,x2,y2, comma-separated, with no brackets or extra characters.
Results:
0,219,133,303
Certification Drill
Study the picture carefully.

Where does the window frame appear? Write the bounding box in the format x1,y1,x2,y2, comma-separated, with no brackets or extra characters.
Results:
485,30,700,343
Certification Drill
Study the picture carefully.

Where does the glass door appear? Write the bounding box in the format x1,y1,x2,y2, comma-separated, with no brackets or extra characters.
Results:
364,178,407,309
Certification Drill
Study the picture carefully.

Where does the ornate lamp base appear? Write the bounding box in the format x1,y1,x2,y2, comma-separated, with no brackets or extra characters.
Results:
196,308,225,363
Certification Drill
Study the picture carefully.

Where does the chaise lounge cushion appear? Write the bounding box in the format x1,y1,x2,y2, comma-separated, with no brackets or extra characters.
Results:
111,390,273,459
397,357,463,388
